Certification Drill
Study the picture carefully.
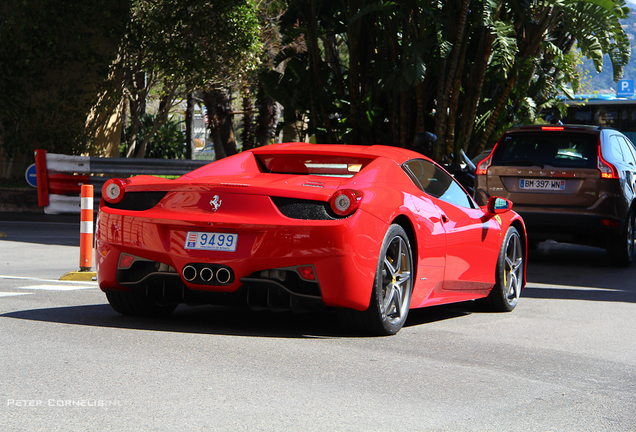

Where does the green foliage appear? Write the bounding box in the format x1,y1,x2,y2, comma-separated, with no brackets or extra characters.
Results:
261,0,631,159
0,0,129,157
0,0,263,159
126,0,262,88
121,114,186,159
120,0,263,158
489,21,518,80
578,8,636,92
2,0,630,162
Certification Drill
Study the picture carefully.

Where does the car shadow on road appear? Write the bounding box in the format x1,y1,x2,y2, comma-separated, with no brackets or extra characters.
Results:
0,301,474,338
524,241,636,303
1,304,341,338
405,303,473,328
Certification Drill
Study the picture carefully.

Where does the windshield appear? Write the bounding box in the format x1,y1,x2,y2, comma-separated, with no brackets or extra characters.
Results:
492,132,598,169
255,153,376,178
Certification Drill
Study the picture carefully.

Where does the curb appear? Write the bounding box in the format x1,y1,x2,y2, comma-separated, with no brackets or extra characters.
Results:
60,271,97,282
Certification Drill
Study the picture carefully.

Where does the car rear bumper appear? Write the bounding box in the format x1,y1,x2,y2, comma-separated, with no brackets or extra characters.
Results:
95,208,387,311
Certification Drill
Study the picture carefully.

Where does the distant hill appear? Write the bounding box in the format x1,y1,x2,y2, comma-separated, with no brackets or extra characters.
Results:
581,1,636,93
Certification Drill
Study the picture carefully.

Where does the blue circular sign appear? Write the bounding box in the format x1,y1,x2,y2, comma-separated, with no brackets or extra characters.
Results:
25,163,37,188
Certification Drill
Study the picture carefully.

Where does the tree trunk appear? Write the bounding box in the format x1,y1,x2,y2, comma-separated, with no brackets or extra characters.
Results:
476,73,518,154
458,0,503,157
458,28,494,157
399,90,409,148
185,93,194,160
415,81,426,135
134,85,175,158
125,72,147,158
202,88,235,160
242,85,255,150
256,83,276,147
432,58,447,162
302,0,333,143
202,90,223,159
445,26,469,160
346,0,365,144
434,0,470,161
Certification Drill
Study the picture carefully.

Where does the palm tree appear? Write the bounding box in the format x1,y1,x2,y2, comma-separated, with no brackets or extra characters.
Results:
473,0,630,155
257,0,630,163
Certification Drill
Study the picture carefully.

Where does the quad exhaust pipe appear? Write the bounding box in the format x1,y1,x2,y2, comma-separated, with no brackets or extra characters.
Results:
181,264,234,285
216,267,232,284
183,265,197,281
200,267,214,282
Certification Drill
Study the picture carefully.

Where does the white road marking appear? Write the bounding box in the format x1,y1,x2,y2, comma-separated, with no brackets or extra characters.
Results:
0,292,32,297
1,275,98,293
13,284,97,291
525,282,623,292
0,275,97,286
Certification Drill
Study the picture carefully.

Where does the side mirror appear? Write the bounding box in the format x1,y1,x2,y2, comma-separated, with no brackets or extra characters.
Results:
486,196,513,214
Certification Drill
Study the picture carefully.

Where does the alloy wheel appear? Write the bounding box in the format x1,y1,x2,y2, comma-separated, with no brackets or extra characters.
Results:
627,213,635,259
503,231,523,308
380,236,412,324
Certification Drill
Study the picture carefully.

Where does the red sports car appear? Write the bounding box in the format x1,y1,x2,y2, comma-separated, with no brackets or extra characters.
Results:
96,143,527,335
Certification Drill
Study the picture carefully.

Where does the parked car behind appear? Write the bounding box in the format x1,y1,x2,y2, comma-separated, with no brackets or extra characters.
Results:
474,124,636,266
195,144,216,161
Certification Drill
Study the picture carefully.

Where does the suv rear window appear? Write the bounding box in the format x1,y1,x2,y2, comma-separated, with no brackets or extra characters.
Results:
492,132,598,169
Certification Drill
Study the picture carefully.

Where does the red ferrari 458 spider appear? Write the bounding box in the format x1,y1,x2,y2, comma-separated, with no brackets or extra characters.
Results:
96,143,527,335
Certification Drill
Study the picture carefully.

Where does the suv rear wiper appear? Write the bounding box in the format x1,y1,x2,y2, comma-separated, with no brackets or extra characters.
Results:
498,160,545,168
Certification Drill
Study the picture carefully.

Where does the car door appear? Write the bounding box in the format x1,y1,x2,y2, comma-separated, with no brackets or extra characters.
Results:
401,160,447,306
404,159,501,292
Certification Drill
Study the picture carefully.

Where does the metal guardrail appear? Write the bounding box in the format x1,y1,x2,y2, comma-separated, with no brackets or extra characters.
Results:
35,150,210,214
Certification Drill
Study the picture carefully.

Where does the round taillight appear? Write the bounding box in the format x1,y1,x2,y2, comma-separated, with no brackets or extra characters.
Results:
103,178,127,204
330,189,360,216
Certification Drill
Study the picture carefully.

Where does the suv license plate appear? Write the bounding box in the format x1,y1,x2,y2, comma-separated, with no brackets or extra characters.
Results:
185,232,238,251
519,179,566,190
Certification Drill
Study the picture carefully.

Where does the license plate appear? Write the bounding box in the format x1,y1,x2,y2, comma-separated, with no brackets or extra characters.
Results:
519,179,565,190
185,231,238,251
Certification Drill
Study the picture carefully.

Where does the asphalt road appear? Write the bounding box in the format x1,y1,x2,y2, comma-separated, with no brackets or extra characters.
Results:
0,215,635,431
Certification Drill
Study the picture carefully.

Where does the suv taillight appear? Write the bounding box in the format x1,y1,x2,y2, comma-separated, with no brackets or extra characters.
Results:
475,154,493,175
598,155,618,179
598,137,618,179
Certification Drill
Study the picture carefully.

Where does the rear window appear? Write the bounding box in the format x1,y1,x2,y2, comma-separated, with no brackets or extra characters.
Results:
255,153,376,178
492,132,598,169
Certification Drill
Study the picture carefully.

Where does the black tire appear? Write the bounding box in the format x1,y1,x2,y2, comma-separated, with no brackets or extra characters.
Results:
607,209,635,267
339,224,414,336
106,290,177,317
483,226,524,312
